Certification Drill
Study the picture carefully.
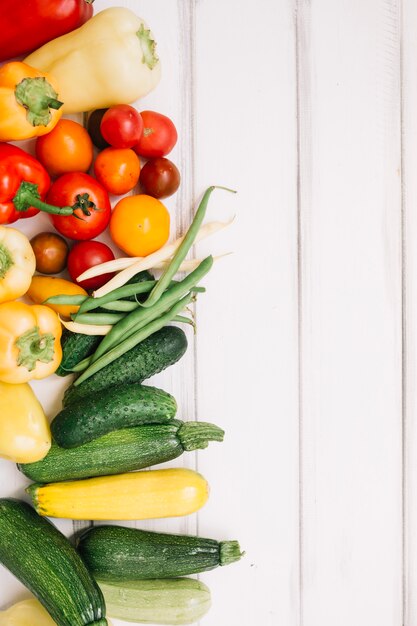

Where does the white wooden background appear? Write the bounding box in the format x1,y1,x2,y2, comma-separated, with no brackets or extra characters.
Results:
3,0,417,624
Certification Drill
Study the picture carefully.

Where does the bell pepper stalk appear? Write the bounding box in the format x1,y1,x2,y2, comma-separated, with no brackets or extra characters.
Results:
0,62,63,142
25,7,161,113
0,301,62,383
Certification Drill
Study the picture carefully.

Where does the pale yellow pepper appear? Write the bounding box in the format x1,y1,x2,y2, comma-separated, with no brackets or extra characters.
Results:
0,381,51,464
0,301,62,383
0,226,35,303
25,7,161,113
0,599,57,626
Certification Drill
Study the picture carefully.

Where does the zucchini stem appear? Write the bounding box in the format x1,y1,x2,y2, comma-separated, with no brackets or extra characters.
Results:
178,421,225,451
219,541,245,566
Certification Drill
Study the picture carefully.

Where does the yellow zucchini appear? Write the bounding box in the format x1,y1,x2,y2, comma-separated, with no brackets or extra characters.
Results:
27,469,209,521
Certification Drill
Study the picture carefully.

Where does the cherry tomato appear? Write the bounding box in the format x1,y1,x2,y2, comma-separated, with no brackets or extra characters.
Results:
30,232,69,275
36,119,94,178
67,241,115,290
47,173,111,241
110,195,170,257
139,157,180,199
134,111,178,158
87,109,110,150
100,105,143,149
94,148,141,196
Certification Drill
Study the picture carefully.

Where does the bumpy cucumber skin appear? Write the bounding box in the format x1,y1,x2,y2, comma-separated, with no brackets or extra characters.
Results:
20,422,185,482
51,384,177,448
98,578,211,625
0,499,107,626
78,526,222,581
56,331,102,377
63,326,188,407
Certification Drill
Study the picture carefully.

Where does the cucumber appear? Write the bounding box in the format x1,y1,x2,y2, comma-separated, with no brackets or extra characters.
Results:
0,499,107,626
56,331,102,377
63,326,187,407
98,578,211,625
124,270,155,301
51,384,177,448
77,526,244,580
19,420,225,482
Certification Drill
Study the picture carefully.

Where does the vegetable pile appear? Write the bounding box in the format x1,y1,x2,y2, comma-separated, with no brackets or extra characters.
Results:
0,3,240,626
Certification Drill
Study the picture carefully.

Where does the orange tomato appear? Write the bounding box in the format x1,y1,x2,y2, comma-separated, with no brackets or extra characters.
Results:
35,119,93,178
110,195,170,257
94,147,140,195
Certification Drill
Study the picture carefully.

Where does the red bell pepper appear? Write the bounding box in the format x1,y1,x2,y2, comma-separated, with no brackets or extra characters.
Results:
0,143,74,224
0,0,94,62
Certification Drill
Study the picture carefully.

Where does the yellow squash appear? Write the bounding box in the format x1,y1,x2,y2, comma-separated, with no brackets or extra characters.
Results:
0,381,51,463
28,468,209,521
0,301,62,383
0,599,57,626
27,276,87,319
0,226,35,303
25,8,161,113
0,62,62,141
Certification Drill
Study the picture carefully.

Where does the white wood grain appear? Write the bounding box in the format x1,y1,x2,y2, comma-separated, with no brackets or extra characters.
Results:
298,1,403,625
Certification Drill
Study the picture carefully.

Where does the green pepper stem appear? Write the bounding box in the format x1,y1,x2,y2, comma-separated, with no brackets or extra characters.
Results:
47,98,64,110
13,181,73,216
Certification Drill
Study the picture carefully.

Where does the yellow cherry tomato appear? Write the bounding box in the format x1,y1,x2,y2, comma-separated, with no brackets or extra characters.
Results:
110,194,170,257
0,381,51,463
27,276,87,319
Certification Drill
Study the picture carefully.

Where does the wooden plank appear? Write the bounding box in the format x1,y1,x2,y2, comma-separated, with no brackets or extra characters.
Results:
297,1,403,624
194,0,299,624
402,1,417,623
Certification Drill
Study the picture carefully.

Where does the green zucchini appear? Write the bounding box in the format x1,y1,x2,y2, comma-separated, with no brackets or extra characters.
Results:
56,330,102,377
77,525,244,581
52,384,177,448
19,420,225,482
63,326,187,407
0,499,107,626
98,578,211,625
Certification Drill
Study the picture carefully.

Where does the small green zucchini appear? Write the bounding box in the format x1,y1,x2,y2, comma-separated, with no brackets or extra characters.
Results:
52,384,177,448
19,420,224,482
78,525,244,581
56,330,102,377
98,578,211,625
0,498,107,626
63,326,187,407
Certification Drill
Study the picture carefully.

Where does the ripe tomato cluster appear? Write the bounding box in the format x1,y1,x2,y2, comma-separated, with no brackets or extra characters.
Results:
29,105,181,289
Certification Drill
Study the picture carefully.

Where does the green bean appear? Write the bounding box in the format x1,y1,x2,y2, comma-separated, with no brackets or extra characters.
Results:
99,300,140,312
173,314,195,329
71,313,126,325
75,280,157,317
141,186,235,308
74,292,194,386
90,256,213,363
44,294,87,305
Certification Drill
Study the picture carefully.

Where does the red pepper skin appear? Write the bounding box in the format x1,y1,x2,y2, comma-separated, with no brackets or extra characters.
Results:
0,0,94,62
0,143,50,224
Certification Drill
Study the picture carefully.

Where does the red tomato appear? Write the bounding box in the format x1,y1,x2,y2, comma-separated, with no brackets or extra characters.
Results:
67,241,115,290
134,111,178,158
47,173,111,241
100,105,143,149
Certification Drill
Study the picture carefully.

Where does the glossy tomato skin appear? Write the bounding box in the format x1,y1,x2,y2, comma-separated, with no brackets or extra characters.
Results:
134,111,178,158
110,195,170,257
94,147,140,195
30,232,69,274
67,241,115,290
100,105,143,149
87,109,110,150
36,119,93,178
47,172,111,241
139,157,180,199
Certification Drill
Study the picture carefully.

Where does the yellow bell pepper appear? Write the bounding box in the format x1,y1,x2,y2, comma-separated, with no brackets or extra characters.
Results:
25,8,161,113
0,301,62,383
27,276,87,319
0,599,57,626
0,381,51,463
0,62,63,141
0,226,36,303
